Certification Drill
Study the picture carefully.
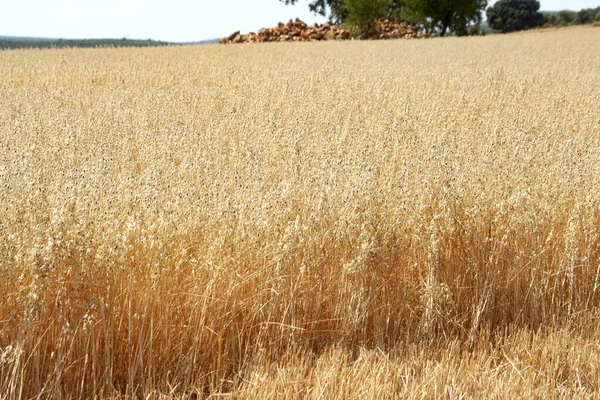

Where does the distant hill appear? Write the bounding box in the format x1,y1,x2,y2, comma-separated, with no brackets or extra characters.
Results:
186,38,221,45
0,35,223,50
0,36,177,50
0,35,59,41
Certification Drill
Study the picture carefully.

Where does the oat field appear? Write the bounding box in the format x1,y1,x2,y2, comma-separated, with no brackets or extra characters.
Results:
1,26,600,399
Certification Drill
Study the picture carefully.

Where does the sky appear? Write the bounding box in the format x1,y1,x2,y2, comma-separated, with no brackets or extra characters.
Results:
1,0,599,43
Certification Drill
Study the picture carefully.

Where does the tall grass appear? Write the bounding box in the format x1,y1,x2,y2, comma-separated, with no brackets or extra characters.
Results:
1,26,600,398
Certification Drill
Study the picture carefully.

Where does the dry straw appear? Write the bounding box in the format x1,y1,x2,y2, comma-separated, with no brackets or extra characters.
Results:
1,26,600,398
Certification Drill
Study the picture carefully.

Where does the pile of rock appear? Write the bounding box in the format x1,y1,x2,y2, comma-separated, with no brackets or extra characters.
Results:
220,18,421,44
376,19,421,39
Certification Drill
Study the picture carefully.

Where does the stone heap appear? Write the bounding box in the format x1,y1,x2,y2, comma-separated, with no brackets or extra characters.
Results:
220,18,421,44
376,19,421,39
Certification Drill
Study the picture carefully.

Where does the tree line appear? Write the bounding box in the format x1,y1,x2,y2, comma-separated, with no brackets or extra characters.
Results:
281,0,600,37
0,38,173,51
488,1,600,33
541,7,600,27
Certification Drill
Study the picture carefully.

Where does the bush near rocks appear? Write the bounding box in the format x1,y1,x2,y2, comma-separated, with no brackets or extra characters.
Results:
220,18,422,44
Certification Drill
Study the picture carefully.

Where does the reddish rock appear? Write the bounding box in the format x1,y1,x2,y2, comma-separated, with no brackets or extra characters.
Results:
221,19,421,44
295,18,307,28
227,30,240,41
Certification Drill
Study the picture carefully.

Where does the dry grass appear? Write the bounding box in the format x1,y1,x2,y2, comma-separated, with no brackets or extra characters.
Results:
1,26,600,398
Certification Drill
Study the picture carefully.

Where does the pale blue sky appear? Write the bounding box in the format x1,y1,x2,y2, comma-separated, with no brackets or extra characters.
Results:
1,1,599,42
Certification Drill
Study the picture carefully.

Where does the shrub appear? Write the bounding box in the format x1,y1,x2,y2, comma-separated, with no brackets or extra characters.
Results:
487,0,544,33
557,10,577,25
577,8,596,24
343,0,393,38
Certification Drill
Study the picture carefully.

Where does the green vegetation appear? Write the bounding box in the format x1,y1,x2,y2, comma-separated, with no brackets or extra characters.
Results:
0,37,175,50
281,0,487,37
485,1,600,33
542,6,600,27
282,0,600,38
342,0,392,37
486,0,543,33
405,0,487,36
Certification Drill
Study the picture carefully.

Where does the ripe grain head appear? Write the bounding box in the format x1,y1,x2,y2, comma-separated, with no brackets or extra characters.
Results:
1,26,599,398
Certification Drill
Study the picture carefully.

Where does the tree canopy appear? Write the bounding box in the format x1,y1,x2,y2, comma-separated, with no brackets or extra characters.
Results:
486,0,544,33
405,0,487,36
342,0,393,37
280,0,488,37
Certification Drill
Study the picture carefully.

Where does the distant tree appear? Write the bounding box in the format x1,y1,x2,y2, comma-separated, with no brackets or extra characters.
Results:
405,0,487,37
280,0,486,36
343,0,392,37
544,7,600,26
542,12,558,26
577,8,597,24
557,10,577,25
486,0,543,33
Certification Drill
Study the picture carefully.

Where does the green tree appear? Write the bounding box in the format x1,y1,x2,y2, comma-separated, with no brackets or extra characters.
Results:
405,0,487,37
557,10,577,25
343,0,393,37
542,12,558,26
486,0,543,33
577,8,597,24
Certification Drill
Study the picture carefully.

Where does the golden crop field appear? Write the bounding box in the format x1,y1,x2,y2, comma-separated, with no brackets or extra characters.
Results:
1,26,600,399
